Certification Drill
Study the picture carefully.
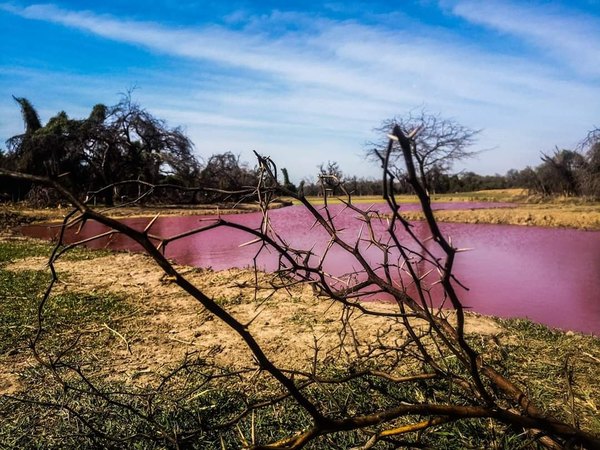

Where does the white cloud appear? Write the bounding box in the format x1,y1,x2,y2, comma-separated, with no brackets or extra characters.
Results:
2,2,600,180
450,0,600,78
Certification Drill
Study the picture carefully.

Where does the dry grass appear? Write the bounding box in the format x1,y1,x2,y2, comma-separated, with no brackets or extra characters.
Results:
493,318,600,433
2,244,503,388
403,203,600,230
291,189,600,230
4,188,600,231
1,201,289,226
288,188,529,205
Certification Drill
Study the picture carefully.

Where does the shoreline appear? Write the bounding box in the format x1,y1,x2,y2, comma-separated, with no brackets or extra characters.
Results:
0,200,290,227
3,199,600,231
400,203,600,230
1,233,597,337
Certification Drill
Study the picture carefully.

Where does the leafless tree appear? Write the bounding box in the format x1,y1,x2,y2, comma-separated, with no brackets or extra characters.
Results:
577,128,600,198
1,126,598,449
197,151,259,203
369,110,480,194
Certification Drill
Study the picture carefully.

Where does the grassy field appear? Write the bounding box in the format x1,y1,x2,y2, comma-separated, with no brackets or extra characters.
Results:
1,237,598,448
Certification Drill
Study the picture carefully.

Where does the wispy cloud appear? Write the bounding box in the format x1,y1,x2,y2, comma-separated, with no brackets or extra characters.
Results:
2,2,582,103
2,2,600,179
450,0,600,78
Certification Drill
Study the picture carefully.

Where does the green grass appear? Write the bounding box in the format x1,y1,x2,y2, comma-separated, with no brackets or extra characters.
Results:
0,239,126,353
0,362,552,449
0,265,128,357
0,238,114,264
495,318,600,433
0,240,54,263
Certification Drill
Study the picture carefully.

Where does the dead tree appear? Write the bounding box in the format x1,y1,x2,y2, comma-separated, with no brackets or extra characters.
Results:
369,111,480,194
1,126,598,449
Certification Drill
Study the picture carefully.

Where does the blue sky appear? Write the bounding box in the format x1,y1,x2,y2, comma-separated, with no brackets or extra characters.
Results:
1,1,599,182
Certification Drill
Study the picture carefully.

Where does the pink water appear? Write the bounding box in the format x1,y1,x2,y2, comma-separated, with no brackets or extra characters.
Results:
21,202,600,334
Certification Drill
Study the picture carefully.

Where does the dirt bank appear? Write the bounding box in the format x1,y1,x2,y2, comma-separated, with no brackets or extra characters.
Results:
401,203,600,230
0,200,291,228
1,240,501,391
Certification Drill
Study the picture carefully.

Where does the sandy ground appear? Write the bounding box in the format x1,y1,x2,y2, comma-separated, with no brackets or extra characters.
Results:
1,247,502,394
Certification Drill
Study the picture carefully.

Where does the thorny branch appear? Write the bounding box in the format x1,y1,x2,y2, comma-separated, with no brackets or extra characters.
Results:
1,127,599,450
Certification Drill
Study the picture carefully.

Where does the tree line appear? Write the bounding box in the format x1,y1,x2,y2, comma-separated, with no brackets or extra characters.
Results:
303,111,600,198
300,148,600,198
1,98,599,204
0,96,260,205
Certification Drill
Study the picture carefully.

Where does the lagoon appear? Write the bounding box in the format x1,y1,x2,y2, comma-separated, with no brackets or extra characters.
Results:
22,202,600,334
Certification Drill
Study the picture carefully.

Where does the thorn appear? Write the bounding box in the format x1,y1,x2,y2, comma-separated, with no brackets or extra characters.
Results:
418,269,434,281
357,222,366,239
408,124,424,139
143,213,161,233
75,217,87,234
239,238,262,248
236,425,248,446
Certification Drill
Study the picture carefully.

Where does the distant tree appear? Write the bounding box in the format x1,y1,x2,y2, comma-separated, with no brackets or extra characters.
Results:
507,167,540,192
197,152,258,203
280,167,297,193
578,128,600,198
317,161,343,196
4,98,89,203
6,97,70,177
369,110,480,194
13,97,42,133
0,148,12,202
425,164,450,193
345,175,387,196
505,169,521,188
538,149,585,196
584,143,600,197
298,177,319,196
2,95,200,205
80,95,200,203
